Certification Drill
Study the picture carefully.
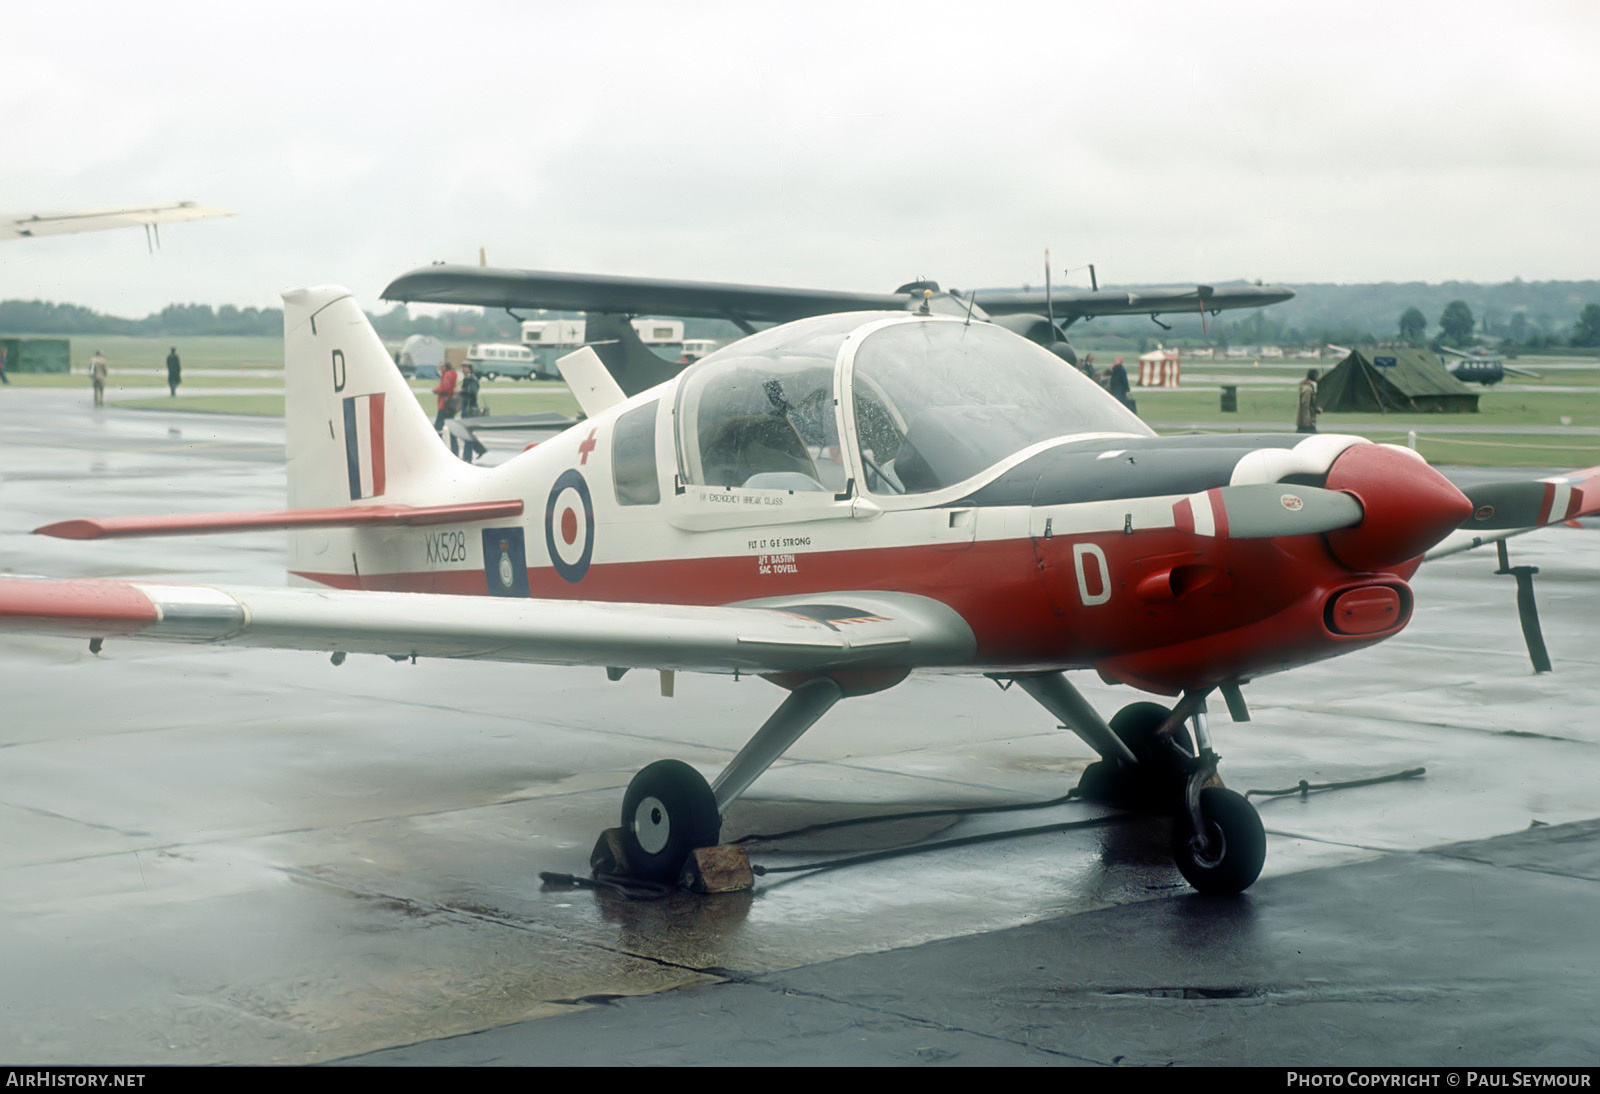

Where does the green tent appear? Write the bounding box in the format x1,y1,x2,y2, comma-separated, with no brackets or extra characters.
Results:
1318,347,1478,413
0,337,71,374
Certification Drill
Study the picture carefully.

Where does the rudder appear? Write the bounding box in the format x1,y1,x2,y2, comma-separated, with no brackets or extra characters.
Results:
282,286,460,510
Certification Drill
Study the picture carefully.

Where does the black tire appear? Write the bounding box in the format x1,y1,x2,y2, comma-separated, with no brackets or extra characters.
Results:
1076,702,1177,807
1171,787,1265,894
1109,702,1179,762
619,760,721,883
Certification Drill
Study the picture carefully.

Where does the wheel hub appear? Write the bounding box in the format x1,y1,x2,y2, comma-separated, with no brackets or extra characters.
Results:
1189,824,1226,869
632,795,671,854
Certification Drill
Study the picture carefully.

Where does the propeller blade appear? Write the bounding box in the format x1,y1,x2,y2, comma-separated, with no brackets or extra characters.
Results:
1205,484,1363,539
1459,479,1587,530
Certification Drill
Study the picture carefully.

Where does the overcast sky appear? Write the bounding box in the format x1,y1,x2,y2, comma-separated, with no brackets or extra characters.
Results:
3,0,1596,318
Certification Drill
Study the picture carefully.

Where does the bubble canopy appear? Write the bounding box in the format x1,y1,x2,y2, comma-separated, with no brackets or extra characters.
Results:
673,313,1151,499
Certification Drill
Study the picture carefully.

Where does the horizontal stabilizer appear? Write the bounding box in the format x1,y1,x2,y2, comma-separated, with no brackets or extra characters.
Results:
557,346,628,418
35,500,525,540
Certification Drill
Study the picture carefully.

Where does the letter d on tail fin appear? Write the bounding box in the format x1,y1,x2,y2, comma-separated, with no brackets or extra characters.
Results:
282,286,460,511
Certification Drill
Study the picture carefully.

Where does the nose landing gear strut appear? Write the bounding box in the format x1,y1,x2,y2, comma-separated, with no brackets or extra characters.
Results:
1020,675,1266,894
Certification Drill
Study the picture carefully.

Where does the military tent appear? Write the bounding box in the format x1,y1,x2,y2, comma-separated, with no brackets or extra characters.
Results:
0,337,70,374
1317,348,1478,413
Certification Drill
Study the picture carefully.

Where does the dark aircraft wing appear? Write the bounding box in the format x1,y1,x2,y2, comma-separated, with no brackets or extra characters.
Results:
383,266,1294,328
382,265,912,327
969,283,1295,324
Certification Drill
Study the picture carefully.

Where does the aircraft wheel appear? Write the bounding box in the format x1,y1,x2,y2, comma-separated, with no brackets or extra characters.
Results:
620,760,721,883
1171,787,1265,895
1109,702,1179,761
1077,702,1181,808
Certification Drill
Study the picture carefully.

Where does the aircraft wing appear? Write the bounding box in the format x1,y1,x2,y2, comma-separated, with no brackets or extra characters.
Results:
969,283,1295,323
1427,464,1600,559
382,265,1295,330
0,579,976,675
382,264,912,326
0,202,233,242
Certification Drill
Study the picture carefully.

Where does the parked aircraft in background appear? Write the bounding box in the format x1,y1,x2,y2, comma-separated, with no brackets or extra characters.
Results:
0,202,232,251
2,284,1593,898
381,264,1295,397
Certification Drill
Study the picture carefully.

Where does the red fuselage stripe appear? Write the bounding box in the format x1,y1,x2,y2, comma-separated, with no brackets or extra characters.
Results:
293,529,1409,681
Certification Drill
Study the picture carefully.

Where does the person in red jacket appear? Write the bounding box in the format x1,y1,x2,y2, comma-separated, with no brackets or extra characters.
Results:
433,361,460,455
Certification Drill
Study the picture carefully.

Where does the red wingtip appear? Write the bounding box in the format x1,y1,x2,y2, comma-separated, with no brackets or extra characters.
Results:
0,577,160,634
34,519,107,540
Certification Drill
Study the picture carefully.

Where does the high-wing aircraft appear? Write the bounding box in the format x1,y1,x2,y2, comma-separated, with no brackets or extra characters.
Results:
2,286,1595,896
1,201,233,250
381,264,1295,397
1434,345,1540,385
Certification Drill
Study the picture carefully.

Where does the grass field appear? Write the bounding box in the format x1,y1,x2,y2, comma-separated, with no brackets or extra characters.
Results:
1139,358,1600,460
4,334,285,371
7,372,285,389
10,334,1593,469
1145,387,1600,430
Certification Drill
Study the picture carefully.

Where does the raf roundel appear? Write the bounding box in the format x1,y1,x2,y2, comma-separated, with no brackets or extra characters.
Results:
544,469,595,583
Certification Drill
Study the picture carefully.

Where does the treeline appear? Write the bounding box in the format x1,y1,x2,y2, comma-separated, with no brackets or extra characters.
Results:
0,300,286,336
0,299,525,340
1078,279,1600,353
6,279,1598,353
1213,279,1600,352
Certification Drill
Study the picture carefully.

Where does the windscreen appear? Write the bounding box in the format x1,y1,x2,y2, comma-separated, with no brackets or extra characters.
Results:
850,320,1153,494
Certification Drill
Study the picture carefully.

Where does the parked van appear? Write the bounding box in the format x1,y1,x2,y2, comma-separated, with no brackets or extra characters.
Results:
466,343,539,380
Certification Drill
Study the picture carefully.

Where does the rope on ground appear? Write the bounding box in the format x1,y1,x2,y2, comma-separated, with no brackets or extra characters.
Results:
731,790,1082,846
539,870,676,901
542,765,1432,897
1244,766,1426,801
749,815,1122,877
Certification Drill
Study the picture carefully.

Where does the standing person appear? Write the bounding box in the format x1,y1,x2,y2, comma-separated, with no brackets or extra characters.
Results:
1297,368,1322,434
1108,356,1133,411
459,362,480,418
166,347,181,397
91,350,108,407
0,344,9,385
457,362,486,464
432,359,460,456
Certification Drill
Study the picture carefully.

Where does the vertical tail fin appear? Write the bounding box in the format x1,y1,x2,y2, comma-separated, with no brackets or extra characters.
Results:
282,286,460,510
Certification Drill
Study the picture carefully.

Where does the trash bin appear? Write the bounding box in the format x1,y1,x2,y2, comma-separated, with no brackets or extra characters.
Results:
1220,384,1238,413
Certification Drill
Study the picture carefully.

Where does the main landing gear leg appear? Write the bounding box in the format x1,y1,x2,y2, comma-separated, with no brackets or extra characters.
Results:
601,677,844,885
1018,675,1265,894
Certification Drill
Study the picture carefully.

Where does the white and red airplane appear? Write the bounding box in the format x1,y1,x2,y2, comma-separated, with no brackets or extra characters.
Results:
2,286,1595,894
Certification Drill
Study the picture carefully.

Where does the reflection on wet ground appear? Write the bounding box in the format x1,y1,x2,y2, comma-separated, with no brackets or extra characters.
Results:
1,391,1596,1064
